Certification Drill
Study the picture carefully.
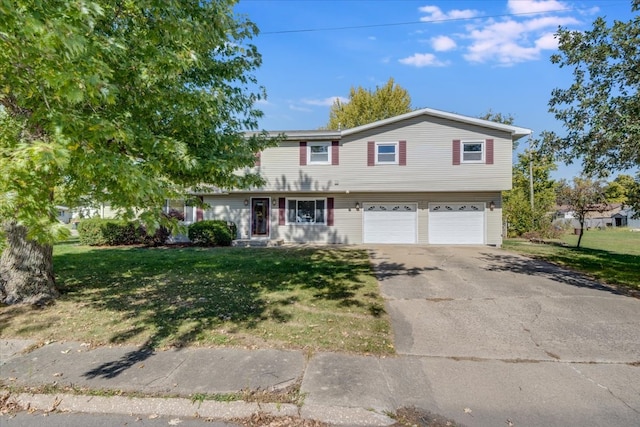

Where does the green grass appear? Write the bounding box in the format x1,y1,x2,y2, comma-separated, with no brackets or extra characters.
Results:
504,228,640,292
0,244,393,355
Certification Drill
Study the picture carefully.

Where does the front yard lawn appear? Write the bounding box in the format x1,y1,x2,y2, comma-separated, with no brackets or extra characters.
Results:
504,228,640,293
0,244,393,355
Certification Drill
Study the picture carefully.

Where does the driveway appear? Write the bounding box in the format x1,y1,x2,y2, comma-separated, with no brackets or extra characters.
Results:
302,245,640,427
371,245,640,363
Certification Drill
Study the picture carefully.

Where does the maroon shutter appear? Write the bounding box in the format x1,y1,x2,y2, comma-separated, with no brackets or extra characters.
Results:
452,140,461,165
331,141,339,165
255,152,261,167
299,142,307,166
327,197,334,226
278,198,286,225
485,139,494,165
399,140,407,166
367,141,375,166
196,196,204,221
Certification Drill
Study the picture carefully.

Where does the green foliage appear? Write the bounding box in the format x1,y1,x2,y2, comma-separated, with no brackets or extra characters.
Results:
0,0,276,245
478,109,518,149
77,218,141,246
503,139,557,237
326,78,412,129
547,3,640,176
188,220,234,246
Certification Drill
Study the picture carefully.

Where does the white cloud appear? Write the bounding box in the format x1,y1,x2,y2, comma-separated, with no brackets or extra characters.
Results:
301,96,348,107
431,35,457,51
399,53,449,67
419,5,480,23
463,15,579,65
507,0,569,15
289,104,312,112
368,36,377,41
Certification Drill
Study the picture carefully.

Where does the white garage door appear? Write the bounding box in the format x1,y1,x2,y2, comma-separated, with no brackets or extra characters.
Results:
428,203,485,244
363,203,417,244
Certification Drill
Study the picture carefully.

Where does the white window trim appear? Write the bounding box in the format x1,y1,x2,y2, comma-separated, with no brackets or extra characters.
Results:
308,142,331,165
286,197,327,225
375,141,399,165
461,140,485,164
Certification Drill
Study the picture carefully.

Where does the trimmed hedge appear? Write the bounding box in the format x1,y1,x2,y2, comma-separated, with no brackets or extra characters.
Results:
77,218,143,246
188,220,234,246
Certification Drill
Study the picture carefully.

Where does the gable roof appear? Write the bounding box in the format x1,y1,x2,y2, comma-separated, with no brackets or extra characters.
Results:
246,107,532,142
341,108,532,141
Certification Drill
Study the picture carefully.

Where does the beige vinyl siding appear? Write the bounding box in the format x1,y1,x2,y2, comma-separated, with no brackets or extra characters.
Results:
253,115,513,194
203,191,503,245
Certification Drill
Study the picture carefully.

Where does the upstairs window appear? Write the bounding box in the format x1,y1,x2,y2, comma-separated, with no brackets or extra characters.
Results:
308,142,331,164
462,141,484,163
376,142,398,164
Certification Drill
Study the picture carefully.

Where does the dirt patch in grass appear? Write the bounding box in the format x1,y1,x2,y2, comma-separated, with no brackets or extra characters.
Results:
0,245,393,355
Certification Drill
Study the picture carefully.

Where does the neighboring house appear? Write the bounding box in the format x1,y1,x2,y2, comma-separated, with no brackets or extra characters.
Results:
613,208,640,229
187,108,531,246
554,203,625,229
56,206,73,224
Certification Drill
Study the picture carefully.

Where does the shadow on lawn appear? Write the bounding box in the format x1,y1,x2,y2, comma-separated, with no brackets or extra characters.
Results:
49,246,377,378
480,249,640,298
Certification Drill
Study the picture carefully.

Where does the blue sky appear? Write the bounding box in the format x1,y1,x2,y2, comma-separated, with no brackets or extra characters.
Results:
234,0,634,180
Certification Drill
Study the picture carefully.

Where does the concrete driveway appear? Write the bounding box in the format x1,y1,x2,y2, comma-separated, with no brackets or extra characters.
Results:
302,245,640,426
372,245,639,363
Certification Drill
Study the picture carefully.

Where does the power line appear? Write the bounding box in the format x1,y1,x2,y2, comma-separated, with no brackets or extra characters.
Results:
261,9,571,34
258,5,619,35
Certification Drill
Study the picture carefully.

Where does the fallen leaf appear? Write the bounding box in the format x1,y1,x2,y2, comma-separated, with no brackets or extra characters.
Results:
61,350,71,354
53,373,63,377
506,419,514,426
464,407,473,415
168,418,182,425
148,414,159,419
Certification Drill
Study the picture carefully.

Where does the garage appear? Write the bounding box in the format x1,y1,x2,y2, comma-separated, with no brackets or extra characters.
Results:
363,203,417,244
428,202,485,244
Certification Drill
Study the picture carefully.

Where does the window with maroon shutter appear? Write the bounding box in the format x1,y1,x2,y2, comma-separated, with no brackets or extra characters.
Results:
279,198,286,225
299,142,307,166
367,141,375,166
452,140,461,165
485,139,494,165
331,141,339,165
399,140,407,166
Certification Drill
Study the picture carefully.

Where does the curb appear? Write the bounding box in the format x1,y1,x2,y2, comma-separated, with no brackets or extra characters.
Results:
11,393,396,426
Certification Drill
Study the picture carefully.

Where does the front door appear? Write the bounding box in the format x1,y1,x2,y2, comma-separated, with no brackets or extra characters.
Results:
251,198,270,237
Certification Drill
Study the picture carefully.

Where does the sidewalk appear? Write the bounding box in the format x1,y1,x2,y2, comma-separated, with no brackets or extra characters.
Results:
0,339,396,426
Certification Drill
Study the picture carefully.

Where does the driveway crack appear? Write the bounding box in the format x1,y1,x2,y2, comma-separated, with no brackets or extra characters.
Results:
570,365,640,415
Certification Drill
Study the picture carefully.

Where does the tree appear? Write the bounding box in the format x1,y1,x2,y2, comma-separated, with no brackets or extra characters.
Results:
503,144,557,237
558,177,608,248
0,1,273,305
546,1,640,176
326,78,412,130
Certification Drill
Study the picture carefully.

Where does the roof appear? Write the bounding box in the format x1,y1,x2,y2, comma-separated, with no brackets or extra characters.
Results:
341,108,532,141
247,108,532,142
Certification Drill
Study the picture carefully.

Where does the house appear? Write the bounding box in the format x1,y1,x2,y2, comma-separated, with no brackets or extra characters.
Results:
554,203,625,229
613,207,640,229
172,108,532,246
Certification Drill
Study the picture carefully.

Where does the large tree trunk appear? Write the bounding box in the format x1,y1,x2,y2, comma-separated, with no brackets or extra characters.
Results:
0,222,58,305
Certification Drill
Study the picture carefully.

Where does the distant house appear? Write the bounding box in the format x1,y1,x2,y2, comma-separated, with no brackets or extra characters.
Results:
56,206,72,224
553,203,624,229
613,207,640,229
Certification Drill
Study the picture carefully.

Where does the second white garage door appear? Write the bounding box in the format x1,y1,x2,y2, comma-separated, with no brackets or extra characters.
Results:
363,203,417,244
428,202,485,244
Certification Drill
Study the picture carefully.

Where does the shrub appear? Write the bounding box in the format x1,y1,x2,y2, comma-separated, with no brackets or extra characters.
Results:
77,218,143,246
188,220,233,246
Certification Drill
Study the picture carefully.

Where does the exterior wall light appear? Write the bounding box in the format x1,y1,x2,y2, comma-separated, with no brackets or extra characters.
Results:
244,199,249,206
489,201,495,211
355,202,360,211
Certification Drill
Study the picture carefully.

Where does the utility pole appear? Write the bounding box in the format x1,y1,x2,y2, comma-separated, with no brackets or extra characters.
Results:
529,138,535,228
